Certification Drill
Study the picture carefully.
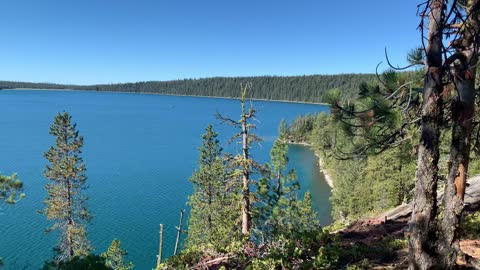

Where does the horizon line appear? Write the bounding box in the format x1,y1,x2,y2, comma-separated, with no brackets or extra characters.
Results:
0,72,376,86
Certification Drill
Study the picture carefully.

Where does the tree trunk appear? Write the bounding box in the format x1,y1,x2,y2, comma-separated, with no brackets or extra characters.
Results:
408,1,445,269
208,177,212,229
66,180,74,259
440,1,479,267
64,130,75,260
275,171,281,202
156,224,163,268
241,115,250,235
174,209,185,255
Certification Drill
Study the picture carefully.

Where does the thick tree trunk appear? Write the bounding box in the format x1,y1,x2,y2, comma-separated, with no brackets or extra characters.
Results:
241,115,250,235
440,1,479,267
408,1,445,269
440,79,476,267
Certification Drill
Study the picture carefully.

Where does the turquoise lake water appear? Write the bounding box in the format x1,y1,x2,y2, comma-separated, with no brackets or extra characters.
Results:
0,90,331,269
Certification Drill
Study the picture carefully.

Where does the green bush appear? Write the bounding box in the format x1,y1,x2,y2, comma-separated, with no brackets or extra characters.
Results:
462,212,480,238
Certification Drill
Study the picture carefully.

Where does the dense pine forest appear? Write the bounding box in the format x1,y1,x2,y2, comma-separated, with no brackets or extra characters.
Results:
0,74,375,103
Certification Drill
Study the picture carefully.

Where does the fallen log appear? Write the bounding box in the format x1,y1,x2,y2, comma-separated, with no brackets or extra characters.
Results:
378,175,480,221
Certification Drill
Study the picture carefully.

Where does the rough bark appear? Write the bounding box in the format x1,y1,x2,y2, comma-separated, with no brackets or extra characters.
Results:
440,1,480,267
408,1,445,269
241,109,251,235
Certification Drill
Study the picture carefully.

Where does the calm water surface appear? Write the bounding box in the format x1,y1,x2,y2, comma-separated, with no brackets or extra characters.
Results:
0,90,331,269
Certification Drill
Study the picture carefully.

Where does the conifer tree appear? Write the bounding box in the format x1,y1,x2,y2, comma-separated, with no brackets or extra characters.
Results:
217,84,262,235
0,173,24,204
278,119,288,141
294,192,320,233
101,239,134,270
40,112,92,261
186,124,240,248
256,139,319,241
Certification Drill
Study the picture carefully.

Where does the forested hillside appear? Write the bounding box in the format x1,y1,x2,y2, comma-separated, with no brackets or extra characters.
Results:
0,74,375,103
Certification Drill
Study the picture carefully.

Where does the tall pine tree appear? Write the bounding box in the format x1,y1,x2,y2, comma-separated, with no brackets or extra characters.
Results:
217,84,262,235
186,124,240,249
40,112,92,262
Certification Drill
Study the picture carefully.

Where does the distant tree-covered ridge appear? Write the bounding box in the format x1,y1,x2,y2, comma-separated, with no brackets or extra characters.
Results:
0,73,375,103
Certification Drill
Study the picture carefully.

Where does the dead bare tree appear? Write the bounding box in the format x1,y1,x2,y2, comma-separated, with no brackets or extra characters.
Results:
156,224,163,269
174,209,185,255
216,83,263,235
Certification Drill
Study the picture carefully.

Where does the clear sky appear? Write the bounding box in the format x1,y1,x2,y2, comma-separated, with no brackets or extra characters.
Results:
0,0,421,85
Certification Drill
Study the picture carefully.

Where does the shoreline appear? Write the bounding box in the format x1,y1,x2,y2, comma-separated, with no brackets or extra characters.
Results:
4,88,330,106
287,141,334,189
316,152,334,189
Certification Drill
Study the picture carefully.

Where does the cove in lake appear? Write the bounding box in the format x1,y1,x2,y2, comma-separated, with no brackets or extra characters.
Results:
0,90,331,269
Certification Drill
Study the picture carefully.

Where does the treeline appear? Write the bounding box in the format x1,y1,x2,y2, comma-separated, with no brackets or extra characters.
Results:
0,73,375,103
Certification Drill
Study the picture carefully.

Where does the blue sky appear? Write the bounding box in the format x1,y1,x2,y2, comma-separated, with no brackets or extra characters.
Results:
0,0,420,85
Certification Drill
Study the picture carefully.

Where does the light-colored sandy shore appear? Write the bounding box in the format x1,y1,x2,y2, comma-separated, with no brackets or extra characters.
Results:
5,88,329,106
315,153,334,189
286,141,334,189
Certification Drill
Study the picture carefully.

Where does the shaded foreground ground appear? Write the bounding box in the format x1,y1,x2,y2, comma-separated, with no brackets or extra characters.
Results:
334,175,480,269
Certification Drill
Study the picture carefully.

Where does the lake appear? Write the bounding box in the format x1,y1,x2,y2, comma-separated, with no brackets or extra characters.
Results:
0,90,331,269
